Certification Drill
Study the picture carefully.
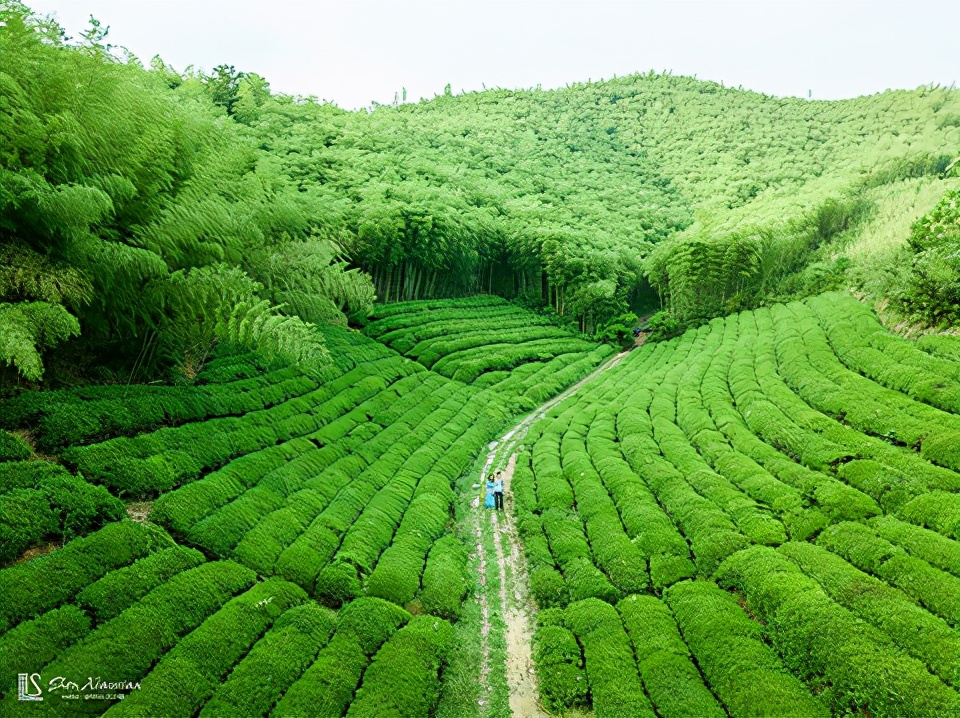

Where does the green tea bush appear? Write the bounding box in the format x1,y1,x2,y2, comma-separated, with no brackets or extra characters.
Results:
870,515,960,576
564,598,654,718
76,546,207,622
315,560,361,608
364,534,425,606
779,540,960,686
818,521,960,626
715,546,960,716
418,535,467,620
917,334,960,363
0,521,171,631
412,325,571,367
62,373,395,497
0,459,68,493
275,519,341,593
0,431,30,462
151,437,315,536
618,413,749,575
435,339,597,383
232,503,314,576
272,637,367,717
809,293,960,414
0,605,89,699
532,623,587,713
560,433,650,594
1,370,315,452
617,594,725,718
273,598,410,717
0,462,124,564
199,602,337,717
107,578,306,717
664,578,827,718
188,485,287,557
898,491,960,539
38,560,256,715
346,615,455,717
529,566,568,608
836,459,925,512
586,427,695,588
0,489,57,565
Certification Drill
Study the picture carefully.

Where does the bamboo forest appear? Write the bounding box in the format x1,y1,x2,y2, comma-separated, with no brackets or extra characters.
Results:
3,1,960,716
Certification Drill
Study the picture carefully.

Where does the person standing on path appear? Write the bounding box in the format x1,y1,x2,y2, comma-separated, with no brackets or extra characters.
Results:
493,471,504,511
485,474,496,509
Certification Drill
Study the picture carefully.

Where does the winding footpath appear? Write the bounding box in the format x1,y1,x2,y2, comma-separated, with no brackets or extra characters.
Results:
471,349,630,716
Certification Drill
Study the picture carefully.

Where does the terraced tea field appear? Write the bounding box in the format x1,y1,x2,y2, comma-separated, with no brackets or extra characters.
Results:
0,322,510,716
363,296,614,411
3,292,960,717
508,291,960,717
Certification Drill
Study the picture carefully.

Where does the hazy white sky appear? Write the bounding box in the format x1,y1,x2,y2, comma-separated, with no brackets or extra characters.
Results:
26,0,960,109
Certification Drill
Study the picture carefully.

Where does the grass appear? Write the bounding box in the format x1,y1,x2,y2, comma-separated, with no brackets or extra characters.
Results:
843,176,960,296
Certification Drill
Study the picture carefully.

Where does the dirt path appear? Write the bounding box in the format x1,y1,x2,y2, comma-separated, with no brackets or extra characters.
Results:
473,349,629,717
495,455,542,718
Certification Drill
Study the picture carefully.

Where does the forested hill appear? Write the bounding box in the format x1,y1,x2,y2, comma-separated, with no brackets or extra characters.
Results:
2,0,959,387
254,74,959,329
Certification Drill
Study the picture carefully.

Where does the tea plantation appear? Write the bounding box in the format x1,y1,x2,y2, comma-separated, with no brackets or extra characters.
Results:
0,321,511,716
4,294,960,717
362,296,614,411
515,292,960,717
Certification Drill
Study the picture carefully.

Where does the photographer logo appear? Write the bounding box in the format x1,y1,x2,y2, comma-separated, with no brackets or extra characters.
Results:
17,673,43,702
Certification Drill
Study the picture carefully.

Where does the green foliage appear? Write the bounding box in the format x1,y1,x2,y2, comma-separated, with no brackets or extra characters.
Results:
897,189,960,325
532,623,588,713
0,366,314,452
0,430,29,462
364,298,612,407
0,488,56,564
75,545,206,622
158,264,330,374
594,311,639,348
917,333,960,362
0,5,380,384
0,458,66,492
779,540,960,687
645,309,688,342
0,605,90,699
106,577,307,718
417,535,468,620
617,594,726,718
36,560,256,715
199,602,337,717
715,546,960,717
666,578,829,717
0,520,171,631
313,559,360,608
273,598,411,718
0,301,80,381
3,14,960,712
346,615,455,717
564,598,655,718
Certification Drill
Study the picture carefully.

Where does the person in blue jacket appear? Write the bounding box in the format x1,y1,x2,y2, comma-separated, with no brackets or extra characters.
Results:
493,471,504,511
485,474,496,509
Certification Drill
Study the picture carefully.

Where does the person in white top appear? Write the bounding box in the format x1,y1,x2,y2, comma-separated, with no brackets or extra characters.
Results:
493,471,504,511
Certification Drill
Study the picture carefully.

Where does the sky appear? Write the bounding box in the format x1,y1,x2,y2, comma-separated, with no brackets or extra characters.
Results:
25,0,960,110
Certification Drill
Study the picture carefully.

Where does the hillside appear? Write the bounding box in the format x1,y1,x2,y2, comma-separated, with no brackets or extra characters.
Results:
509,291,960,716
6,294,960,716
361,296,614,412
5,3,960,716
2,3,959,387
248,72,960,330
